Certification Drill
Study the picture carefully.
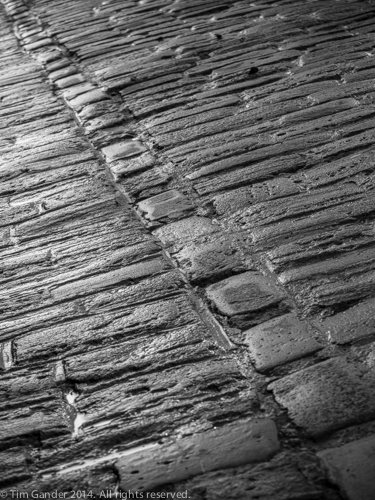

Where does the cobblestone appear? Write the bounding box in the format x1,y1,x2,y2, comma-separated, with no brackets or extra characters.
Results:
1,0,375,496
269,357,375,437
117,419,280,491
245,313,323,372
206,271,288,328
318,435,375,500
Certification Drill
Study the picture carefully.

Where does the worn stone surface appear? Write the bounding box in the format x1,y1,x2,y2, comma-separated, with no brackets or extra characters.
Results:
1,0,375,496
154,216,219,246
102,140,147,162
245,314,323,372
117,419,280,491
206,271,288,327
183,451,325,500
321,297,375,344
269,357,375,437
318,435,375,500
138,190,193,221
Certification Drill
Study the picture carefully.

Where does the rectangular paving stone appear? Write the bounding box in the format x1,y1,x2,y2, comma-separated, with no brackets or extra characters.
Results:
245,313,323,372
102,139,146,162
51,258,166,301
318,435,375,500
184,451,325,500
269,356,375,437
153,216,219,246
108,152,155,180
206,271,288,328
67,88,109,111
173,234,250,284
321,297,375,344
55,73,86,88
137,189,193,221
117,419,280,492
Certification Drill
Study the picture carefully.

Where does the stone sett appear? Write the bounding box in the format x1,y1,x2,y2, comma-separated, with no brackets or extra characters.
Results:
102,140,146,162
137,190,193,221
55,73,86,88
321,297,375,344
67,89,109,112
269,356,375,437
206,271,288,327
154,216,219,246
174,235,249,284
245,313,323,372
117,419,280,492
318,434,375,500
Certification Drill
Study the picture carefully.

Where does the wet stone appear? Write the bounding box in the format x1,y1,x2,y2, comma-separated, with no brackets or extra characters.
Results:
117,419,280,492
0,341,13,370
46,58,71,72
153,216,219,246
206,271,288,328
48,66,77,82
51,259,166,301
184,451,324,500
245,313,323,372
55,73,86,89
269,356,375,437
67,89,109,112
108,153,155,181
102,140,146,162
83,112,125,133
24,38,52,50
137,190,194,221
321,297,375,344
62,82,96,100
173,235,250,285
34,49,62,65
318,435,375,500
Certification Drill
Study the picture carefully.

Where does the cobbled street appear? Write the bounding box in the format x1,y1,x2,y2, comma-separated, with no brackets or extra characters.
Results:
1,0,375,498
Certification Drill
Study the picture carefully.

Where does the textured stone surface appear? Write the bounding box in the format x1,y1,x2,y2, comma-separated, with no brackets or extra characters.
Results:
117,419,280,491
245,313,323,372
138,190,193,221
321,297,375,344
206,271,288,327
102,140,147,161
318,435,375,500
154,216,219,246
184,452,325,500
2,0,375,496
269,357,375,437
